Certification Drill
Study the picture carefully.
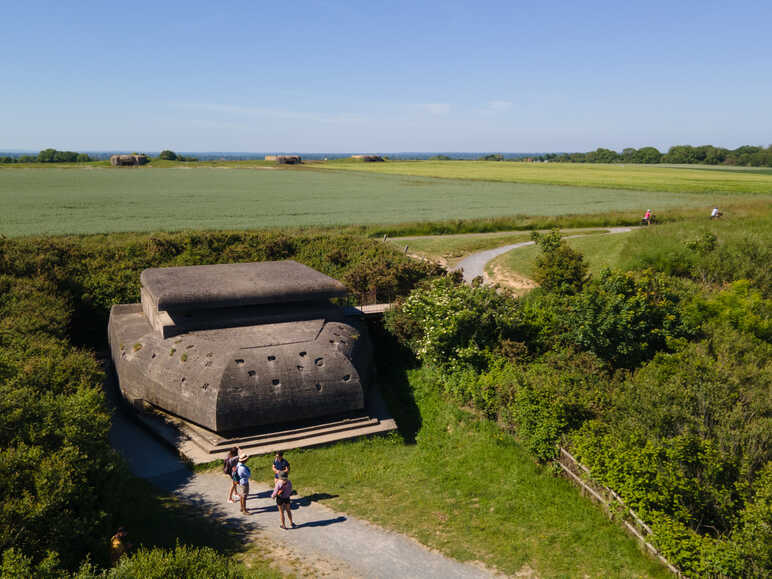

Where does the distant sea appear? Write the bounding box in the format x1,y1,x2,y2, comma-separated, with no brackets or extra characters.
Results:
1,151,551,161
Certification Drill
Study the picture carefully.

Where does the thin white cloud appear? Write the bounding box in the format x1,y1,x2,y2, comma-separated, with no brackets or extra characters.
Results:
485,100,513,113
420,103,452,115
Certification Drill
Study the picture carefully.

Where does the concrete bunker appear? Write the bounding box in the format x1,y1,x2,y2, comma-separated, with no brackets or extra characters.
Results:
110,154,148,166
108,260,372,434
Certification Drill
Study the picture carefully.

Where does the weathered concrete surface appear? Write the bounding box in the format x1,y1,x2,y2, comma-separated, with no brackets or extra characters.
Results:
141,261,348,310
109,260,374,434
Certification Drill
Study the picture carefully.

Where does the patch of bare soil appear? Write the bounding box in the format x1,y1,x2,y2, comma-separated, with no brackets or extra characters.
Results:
486,263,538,296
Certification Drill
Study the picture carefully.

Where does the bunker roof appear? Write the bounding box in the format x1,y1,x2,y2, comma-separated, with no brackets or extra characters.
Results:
141,260,348,310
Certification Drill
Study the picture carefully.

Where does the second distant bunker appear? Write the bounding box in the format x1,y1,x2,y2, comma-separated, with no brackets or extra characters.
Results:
109,261,372,434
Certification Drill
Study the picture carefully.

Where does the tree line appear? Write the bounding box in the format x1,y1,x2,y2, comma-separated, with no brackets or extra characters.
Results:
535,144,772,166
0,148,93,163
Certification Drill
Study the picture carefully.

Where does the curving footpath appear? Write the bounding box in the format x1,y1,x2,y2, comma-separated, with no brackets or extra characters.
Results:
109,402,499,578
452,227,634,283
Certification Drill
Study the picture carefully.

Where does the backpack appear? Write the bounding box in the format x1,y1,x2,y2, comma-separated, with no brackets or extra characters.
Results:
223,456,232,475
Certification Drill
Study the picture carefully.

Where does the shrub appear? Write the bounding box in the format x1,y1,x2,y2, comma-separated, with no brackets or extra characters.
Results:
384,276,522,370
569,269,694,368
530,229,588,295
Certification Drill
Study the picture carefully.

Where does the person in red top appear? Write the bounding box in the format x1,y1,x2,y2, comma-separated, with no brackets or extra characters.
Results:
271,471,296,529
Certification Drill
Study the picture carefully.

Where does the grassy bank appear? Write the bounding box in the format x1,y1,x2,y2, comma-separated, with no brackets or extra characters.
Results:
321,159,772,195
488,204,772,290
239,366,668,578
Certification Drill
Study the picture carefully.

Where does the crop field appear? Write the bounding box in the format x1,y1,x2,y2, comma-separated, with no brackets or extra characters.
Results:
323,160,772,195
0,166,717,237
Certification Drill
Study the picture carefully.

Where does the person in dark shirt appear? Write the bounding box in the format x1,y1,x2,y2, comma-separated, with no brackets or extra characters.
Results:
272,451,290,480
224,447,239,503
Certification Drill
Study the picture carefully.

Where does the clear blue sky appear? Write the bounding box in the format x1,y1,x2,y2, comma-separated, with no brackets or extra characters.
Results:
1,0,770,152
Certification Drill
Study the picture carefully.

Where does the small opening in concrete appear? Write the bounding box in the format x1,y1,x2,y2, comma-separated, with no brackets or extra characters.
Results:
180,377,186,384
315,383,322,392
151,352,156,358
272,378,280,385
343,374,351,382
202,383,209,390
315,357,324,367
268,355,276,361
248,370,256,377
186,344,194,349
299,351,307,357
297,365,303,372
235,359,245,366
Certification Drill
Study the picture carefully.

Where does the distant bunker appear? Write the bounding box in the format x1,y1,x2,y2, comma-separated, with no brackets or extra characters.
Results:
108,261,372,434
110,154,148,166
264,155,302,164
351,154,384,162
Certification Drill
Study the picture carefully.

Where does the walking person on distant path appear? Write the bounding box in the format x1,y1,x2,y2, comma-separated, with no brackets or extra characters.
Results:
271,471,296,529
223,447,239,504
272,450,290,480
643,209,652,225
236,453,251,514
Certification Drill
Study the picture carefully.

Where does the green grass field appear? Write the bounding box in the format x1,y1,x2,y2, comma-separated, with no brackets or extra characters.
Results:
322,160,772,195
237,367,668,578
390,228,605,267
0,166,716,237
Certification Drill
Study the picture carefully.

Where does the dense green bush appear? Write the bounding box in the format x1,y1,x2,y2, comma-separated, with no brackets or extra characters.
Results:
530,229,588,295
384,276,522,370
74,543,255,578
0,276,124,570
569,269,695,368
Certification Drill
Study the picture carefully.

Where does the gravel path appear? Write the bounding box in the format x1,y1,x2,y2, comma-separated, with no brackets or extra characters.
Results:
110,406,498,578
452,227,634,283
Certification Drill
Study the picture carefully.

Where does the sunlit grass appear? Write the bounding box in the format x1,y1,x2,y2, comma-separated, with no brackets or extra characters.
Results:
237,367,669,578
321,159,772,195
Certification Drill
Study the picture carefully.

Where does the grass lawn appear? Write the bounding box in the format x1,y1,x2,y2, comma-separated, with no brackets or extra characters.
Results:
0,166,713,236
389,231,533,266
487,201,772,284
321,159,772,196
390,228,605,267
488,230,633,281
238,365,669,578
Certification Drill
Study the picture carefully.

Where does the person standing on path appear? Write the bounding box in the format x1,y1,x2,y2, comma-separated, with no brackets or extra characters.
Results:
224,447,240,503
271,471,295,529
236,453,251,514
272,450,290,481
